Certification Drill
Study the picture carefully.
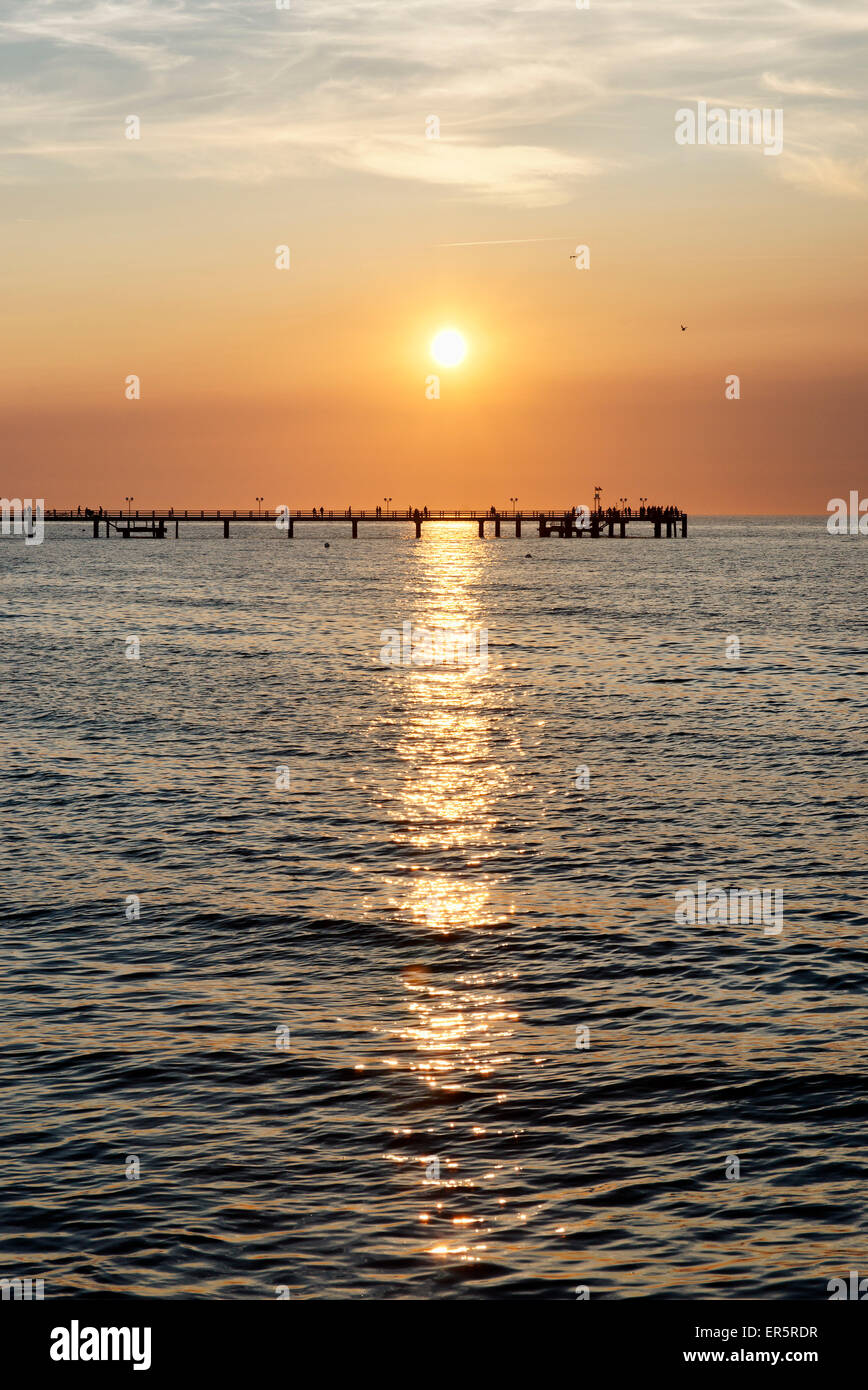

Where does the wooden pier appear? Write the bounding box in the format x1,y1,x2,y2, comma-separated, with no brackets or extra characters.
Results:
42,506,688,540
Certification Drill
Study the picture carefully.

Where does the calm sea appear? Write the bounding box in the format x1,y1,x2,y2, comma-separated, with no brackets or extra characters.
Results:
1,516,865,1298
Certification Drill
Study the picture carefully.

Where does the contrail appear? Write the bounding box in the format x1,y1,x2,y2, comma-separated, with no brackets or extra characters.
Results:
433,236,573,247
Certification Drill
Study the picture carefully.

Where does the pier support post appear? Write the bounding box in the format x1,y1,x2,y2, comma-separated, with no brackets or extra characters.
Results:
607,519,614,537
538,516,546,536
175,519,179,538
515,516,521,538
223,518,230,538
415,518,422,539
681,514,687,537
352,518,358,538
92,517,99,538
591,517,600,538
654,519,662,538
495,515,501,537
478,518,485,538
288,518,294,538
619,520,626,538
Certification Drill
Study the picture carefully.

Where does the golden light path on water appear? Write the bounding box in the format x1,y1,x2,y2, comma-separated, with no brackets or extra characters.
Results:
391,522,510,930
380,524,525,1267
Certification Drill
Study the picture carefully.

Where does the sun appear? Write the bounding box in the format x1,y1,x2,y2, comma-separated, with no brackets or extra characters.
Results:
431,328,467,368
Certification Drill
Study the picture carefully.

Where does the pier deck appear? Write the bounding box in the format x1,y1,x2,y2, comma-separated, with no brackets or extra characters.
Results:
41,507,688,540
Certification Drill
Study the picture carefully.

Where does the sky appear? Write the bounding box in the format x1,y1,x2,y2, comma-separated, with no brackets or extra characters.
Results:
1,0,866,512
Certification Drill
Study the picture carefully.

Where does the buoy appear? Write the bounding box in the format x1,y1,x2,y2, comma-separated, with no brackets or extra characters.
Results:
324,542,330,549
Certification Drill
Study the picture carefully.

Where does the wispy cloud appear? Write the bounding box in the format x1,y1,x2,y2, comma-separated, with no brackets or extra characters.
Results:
779,153,868,200
433,237,573,247
762,72,854,98
0,0,866,201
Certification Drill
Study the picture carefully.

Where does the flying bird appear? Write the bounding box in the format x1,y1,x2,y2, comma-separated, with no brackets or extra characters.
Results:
681,323,687,331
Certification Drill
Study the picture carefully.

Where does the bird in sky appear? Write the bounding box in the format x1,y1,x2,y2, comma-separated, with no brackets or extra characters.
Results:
681,323,687,331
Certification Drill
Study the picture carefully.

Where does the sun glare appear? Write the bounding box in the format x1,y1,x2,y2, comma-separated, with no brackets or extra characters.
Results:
431,328,467,368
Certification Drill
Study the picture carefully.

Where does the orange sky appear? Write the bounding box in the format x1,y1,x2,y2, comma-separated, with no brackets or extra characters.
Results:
1,1,866,512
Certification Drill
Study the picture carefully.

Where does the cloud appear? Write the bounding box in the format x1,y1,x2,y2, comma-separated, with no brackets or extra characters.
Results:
433,237,572,247
336,138,602,207
779,153,868,199
762,73,855,98
0,0,865,202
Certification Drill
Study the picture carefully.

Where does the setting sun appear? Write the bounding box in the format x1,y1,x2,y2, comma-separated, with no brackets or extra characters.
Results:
431,328,467,368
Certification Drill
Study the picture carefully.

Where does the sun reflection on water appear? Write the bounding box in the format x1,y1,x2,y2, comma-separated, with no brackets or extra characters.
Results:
373,526,528,1266
387,524,512,932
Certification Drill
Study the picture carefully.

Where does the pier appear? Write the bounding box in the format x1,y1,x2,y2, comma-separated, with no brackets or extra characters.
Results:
42,506,688,540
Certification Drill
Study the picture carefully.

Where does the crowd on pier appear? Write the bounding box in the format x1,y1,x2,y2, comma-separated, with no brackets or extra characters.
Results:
595,503,683,522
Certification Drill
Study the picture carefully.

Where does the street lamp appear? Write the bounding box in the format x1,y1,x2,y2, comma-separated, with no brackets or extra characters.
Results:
384,496,392,517
125,495,134,519
255,495,264,518
509,495,518,515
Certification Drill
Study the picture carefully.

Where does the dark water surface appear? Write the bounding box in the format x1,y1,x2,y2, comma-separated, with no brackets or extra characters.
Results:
1,517,866,1298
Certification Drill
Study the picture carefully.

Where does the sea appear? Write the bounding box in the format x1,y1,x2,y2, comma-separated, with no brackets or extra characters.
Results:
1,515,865,1298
